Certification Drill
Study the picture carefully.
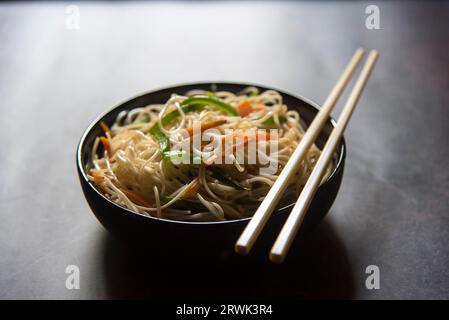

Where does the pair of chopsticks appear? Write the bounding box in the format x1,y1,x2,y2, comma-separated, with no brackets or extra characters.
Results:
235,48,379,263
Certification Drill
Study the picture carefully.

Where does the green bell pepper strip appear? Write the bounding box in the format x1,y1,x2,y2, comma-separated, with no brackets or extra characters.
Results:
204,91,216,98
149,96,239,152
261,115,287,128
148,104,203,153
149,104,204,132
162,150,202,164
209,167,249,191
181,96,240,116
170,198,208,212
248,88,259,97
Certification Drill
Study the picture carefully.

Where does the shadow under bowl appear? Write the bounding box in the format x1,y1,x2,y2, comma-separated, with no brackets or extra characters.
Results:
76,82,346,260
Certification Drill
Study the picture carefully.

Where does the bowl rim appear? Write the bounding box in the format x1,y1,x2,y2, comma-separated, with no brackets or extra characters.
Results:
76,81,346,226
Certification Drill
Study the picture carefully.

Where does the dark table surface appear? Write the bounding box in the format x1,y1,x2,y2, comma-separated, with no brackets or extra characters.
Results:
0,1,448,300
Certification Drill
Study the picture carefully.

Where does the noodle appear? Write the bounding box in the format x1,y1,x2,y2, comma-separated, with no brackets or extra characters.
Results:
88,88,332,221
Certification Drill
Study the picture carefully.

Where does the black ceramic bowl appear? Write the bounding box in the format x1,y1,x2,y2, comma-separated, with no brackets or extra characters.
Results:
77,82,345,259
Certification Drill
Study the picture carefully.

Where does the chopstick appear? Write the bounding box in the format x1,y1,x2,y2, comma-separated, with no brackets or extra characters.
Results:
269,50,379,264
235,48,366,255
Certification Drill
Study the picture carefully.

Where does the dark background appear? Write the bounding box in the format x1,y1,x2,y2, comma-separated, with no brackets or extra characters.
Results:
0,1,448,299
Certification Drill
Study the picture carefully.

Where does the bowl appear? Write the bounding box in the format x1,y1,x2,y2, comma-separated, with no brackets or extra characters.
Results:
76,82,346,259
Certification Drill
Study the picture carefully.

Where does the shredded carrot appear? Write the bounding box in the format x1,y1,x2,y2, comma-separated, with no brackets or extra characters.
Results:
185,119,227,136
122,189,152,207
100,121,112,137
221,129,272,144
203,130,278,164
180,178,200,199
90,171,104,181
100,136,112,156
236,100,253,117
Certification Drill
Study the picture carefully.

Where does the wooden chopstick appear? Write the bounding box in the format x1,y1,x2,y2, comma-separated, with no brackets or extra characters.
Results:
235,48,366,255
269,50,379,264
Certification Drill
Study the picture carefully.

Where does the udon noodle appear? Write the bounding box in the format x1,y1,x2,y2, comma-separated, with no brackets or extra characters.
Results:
88,88,331,221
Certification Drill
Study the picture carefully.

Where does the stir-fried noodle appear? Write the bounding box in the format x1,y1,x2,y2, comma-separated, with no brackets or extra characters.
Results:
88,88,331,221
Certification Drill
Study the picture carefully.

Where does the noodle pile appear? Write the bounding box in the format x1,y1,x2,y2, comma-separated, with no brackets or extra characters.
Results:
88,88,330,221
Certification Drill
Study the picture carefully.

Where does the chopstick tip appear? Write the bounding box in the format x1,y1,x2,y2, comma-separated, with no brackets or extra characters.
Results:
369,49,379,58
269,252,285,264
234,243,249,256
